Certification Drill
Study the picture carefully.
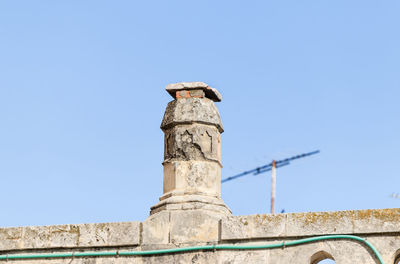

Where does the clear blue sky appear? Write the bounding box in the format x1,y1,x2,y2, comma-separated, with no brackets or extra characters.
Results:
1,1,399,227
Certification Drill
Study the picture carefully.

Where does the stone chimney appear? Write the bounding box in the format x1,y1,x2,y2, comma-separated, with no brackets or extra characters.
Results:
150,82,231,216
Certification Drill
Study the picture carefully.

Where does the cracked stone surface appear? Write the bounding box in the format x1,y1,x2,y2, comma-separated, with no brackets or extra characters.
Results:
164,125,221,164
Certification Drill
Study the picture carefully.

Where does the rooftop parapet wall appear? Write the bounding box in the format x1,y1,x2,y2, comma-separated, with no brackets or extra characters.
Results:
1,208,399,251
1,208,400,263
222,208,400,241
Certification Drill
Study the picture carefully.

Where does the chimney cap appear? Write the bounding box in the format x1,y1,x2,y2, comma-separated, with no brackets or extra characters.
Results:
166,82,222,102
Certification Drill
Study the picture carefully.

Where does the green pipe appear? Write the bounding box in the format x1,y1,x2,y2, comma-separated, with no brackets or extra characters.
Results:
0,234,384,263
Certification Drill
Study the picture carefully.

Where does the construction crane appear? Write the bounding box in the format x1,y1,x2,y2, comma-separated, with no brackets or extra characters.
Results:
222,150,320,214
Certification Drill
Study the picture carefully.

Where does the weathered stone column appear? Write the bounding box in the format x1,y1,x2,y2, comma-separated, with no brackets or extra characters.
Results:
150,82,231,216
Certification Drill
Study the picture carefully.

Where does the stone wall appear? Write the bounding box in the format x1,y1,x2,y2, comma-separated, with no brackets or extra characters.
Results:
2,82,399,263
1,208,400,263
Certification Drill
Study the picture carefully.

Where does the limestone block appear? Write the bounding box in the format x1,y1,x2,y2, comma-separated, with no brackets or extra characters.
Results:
161,98,223,133
142,211,170,245
352,208,400,233
78,221,140,247
94,256,143,264
172,252,217,264
141,254,175,264
0,226,23,250
221,214,286,241
78,223,112,247
142,251,217,264
170,210,220,244
286,211,353,236
49,224,79,247
163,160,221,197
107,222,141,246
22,225,50,248
218,250,267,264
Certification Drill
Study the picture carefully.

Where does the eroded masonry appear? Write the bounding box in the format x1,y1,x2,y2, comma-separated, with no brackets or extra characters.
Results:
1,82,400,264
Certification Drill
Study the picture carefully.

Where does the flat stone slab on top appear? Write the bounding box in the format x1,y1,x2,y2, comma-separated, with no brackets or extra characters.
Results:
166,82,222,102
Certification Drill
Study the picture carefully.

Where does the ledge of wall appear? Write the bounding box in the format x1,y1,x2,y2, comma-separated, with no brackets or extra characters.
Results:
1,208,399,259
0,221,141,251
221,208,400,241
